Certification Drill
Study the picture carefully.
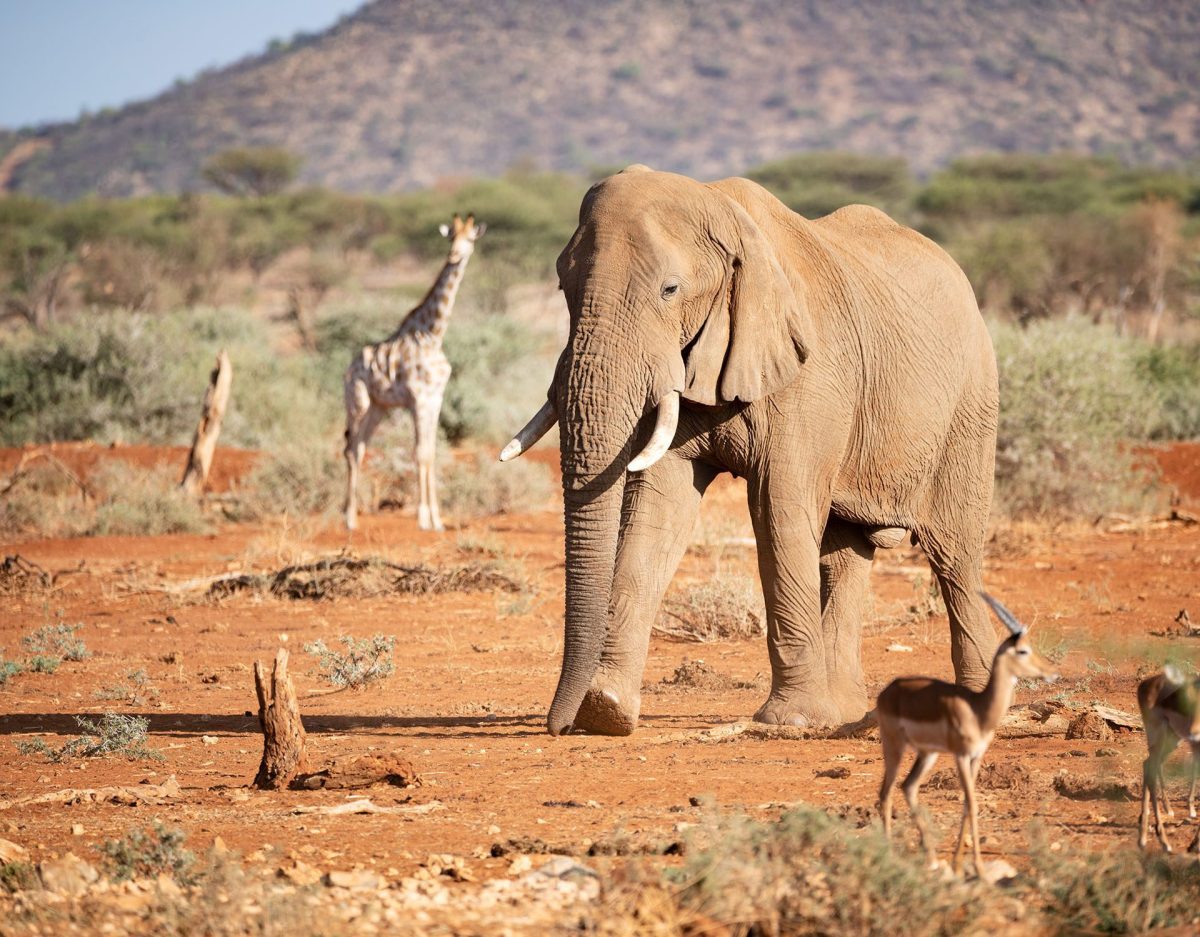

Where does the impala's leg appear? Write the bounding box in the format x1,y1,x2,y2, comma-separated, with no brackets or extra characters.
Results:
952,754,982,875
1141,746,1157,849
902,751,940,867
1189,746,1198,819
343,387,383,531
879,723,905,840
1148,736,1176,852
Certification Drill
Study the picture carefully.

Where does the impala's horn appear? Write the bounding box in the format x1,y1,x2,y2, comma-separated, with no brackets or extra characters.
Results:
979,592,1027,636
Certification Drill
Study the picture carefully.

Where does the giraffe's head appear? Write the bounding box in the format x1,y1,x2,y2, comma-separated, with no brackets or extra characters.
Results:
439,213,486,262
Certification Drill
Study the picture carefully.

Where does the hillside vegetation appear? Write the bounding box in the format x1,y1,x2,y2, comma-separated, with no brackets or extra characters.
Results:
2,0,1198,199
2,151,1199,527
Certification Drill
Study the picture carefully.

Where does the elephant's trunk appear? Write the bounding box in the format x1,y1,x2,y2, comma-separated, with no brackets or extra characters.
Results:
546,304,649,736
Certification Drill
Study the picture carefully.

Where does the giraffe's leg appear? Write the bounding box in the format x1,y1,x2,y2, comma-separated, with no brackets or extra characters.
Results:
343,385,383,531
413,398,441,531
425,393,446,532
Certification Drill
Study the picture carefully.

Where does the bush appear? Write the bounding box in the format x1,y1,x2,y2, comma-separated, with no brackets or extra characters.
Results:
22,619,89,662
101,822,195,883
991,317,1164,517
88,463,209,536
1137,342,1200,440
304,634,395,688
201,147,301,197
232,441,342,521
1036,840,1200,933
439,449,555,517
747,152,913,219
655,572,766,642
663,808,989,935
17,713,159,762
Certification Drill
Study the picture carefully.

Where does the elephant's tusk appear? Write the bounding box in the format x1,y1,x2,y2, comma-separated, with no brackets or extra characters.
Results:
627,391,680,473
499,400,558,462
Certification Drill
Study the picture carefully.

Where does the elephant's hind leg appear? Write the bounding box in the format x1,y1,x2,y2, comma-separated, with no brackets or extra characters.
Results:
820,517,875,724
914,419,995,690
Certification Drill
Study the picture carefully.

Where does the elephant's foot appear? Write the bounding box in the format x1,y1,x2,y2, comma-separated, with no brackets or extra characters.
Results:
573,676,641,736
828,685,870,726
754,692,842,729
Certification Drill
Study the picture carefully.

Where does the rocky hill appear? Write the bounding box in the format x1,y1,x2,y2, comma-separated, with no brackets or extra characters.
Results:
4,0,1198,199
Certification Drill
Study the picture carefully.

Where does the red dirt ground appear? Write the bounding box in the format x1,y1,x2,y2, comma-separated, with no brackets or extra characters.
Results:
1,442,1199,887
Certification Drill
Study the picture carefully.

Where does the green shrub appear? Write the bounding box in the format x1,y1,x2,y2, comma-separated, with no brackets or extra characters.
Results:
304,634,395,688
88,463,208,536
439,449,555,517
22,619,89,661
991,317,1164,517
101,822,195,883
748,152,913,218
0,654,23,684
232,440,342,521
17,713,159,762
1137,342,1200,440
665,807,989,935
1036,841,1200,933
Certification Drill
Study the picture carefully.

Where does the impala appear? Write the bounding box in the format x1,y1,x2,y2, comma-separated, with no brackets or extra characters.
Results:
1137,665,1200,853
877,592,1057,874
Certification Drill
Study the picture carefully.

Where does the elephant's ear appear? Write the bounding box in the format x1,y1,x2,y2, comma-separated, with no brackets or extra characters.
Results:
683,183,812,406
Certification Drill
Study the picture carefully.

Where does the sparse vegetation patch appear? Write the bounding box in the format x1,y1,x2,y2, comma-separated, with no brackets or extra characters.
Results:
17,713,159,763
655,572,766,642
304,634,396,689
207,555,522,601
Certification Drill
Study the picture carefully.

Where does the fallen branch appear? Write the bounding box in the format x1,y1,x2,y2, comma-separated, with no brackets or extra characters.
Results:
0,775,181,810
0,450,92,502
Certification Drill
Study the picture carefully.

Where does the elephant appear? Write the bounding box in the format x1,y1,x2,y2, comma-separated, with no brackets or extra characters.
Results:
501,165,999,737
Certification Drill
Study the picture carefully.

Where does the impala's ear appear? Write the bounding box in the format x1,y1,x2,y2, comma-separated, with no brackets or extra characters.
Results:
683,184,812,406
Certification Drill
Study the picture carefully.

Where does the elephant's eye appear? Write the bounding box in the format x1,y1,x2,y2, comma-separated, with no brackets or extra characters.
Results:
661,281,680,299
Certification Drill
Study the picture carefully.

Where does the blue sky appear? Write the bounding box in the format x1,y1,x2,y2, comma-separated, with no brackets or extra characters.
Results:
0,1,361,130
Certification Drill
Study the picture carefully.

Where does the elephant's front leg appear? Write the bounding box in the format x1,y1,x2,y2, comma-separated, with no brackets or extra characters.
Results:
572,456,718,735
750,485,841,728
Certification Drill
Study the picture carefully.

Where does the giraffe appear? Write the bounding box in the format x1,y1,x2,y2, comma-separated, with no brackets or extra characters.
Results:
342,213,485,531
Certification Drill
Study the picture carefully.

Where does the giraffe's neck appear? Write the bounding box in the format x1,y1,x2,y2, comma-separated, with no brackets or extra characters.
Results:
398,253,469,343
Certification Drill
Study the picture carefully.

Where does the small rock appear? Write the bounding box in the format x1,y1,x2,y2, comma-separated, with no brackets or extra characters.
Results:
278,859,322,886
70,824,84,837
979,859,1020,885
1066,711,1113,742
815,767,851,779
38,853,99,896
1096,747,1120,757
325,868,384,890
507,855,533,875
211,836,229,854
535,856,597,880
0,838,28,863
201,735,219,746
886,643,914,653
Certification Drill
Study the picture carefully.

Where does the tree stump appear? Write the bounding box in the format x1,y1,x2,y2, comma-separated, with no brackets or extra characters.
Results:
180,349,232,496
253,649,307,789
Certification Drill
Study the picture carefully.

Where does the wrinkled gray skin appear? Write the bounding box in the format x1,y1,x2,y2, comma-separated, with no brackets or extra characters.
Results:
519,166,998,737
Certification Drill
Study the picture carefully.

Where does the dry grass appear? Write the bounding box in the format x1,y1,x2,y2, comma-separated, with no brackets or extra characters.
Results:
206,554,522,601
654,572,765,642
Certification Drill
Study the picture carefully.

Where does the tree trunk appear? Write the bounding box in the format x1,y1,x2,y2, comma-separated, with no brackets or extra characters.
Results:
253,648,308,789
180,349,233,496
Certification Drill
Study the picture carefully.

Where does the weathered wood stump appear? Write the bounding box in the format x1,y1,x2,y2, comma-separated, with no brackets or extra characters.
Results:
293,753,421,791
180,349,232,496
253,649,307,789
